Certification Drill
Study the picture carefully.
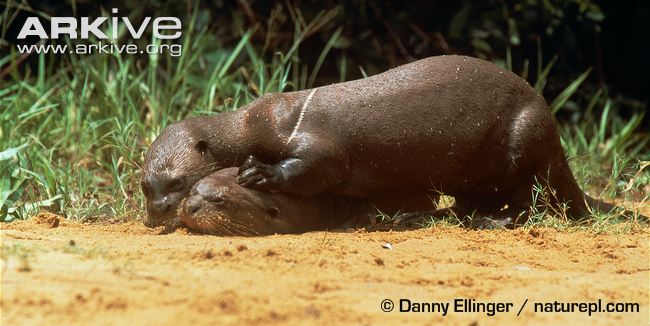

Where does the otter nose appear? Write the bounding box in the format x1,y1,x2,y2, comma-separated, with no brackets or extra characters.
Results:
150,198,173,215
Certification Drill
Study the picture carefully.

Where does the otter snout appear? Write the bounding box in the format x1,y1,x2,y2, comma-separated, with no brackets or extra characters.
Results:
150,197,173,215
145,194,184,227
185,196,203,215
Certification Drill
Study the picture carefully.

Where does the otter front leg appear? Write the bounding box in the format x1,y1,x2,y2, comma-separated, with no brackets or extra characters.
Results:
237,147,347,197
237,156,307,192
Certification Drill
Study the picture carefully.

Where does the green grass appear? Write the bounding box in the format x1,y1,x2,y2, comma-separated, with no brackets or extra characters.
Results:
1,4,648,230
0,4,346,222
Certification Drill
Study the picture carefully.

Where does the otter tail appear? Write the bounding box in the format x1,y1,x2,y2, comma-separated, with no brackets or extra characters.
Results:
584,195,649,222
545,149,649,222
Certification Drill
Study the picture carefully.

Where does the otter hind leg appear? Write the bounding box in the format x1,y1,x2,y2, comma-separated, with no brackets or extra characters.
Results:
499,102,591,220
535,150,591,219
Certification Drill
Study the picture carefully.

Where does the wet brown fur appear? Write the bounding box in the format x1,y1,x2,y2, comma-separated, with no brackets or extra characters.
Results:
143,55,640,227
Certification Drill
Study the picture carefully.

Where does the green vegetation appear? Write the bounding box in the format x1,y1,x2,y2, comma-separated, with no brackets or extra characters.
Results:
0,5,348,222
1,3,647,228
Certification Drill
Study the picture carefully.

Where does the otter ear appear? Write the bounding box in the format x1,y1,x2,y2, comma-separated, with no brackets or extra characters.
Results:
195,140,209,155
266,207,280,219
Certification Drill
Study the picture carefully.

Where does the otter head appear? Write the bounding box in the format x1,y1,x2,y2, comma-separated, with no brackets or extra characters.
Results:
178,168,299,236
142,121,217,227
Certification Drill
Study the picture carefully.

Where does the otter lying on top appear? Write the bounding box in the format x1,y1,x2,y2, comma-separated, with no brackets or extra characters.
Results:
142,55,644,234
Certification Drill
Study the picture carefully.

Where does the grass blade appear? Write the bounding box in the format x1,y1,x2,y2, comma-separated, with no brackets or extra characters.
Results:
550,68,592,114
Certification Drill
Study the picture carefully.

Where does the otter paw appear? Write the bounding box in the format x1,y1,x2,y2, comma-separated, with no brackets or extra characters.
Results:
237,156,284,192
238,155,264,173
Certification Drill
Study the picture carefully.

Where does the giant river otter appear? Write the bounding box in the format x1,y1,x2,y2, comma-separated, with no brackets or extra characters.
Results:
142,55,641,228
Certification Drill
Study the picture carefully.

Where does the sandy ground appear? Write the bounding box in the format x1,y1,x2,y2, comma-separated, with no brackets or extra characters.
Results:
1,214,649,326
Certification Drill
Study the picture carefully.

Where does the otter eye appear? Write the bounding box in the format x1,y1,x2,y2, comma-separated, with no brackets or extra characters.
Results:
195,140,208,155
204,192,225,204
266,207,279,218
169,178,183,192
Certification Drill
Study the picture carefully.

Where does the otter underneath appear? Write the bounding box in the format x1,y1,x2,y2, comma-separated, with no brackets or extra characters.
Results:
177,168,369,235
143,55,644,227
